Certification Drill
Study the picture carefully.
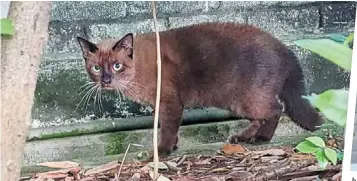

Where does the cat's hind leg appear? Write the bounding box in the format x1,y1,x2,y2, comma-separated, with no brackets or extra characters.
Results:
228,92,282,144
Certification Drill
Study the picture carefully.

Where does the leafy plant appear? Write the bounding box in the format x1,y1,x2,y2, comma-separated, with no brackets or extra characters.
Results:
302,89,348,127
1,18,15,36
295,137,340,169
294,33,353,169
295,33,353,127
295,38,352,71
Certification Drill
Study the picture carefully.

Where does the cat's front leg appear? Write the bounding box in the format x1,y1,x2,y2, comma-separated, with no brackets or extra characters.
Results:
157,98,183,156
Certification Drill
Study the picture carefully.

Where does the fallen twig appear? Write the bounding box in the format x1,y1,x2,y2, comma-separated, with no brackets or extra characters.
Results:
164,161,182,172
290,175,318,181
177,155,187,166
252,160,314,181
117,143,144,179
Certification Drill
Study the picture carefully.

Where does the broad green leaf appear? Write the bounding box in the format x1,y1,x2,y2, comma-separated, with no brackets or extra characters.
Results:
315,150,329,170
295,39,352,71
327,34,348,43
324,147,337,165
344,33,354,46
305,89,348,127
305,137,326,148
0,18,15,36
295,140,321,153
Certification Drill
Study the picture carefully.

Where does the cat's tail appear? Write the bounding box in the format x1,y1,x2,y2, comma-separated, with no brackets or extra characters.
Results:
279,63,323,131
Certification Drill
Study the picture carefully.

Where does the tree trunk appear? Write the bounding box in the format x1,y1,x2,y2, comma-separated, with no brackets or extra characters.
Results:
1,2,52,181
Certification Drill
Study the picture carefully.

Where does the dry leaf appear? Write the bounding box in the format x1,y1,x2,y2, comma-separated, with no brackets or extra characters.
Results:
202,176,225,181
290,153,315,161
78,177,96,181
38,161,80,169
147,161,170,170
252,149,286,156
139,165,152,173
208,167,230,173
35,168,72,179
84,161,120,176
64,177,74,181
174,176,202,181
149,172,171,181
225,171,254,180
164,161,182,171
327,138,337,148
127,173,141,181
194,158,211,165
221,144,247,155
36,170,68,181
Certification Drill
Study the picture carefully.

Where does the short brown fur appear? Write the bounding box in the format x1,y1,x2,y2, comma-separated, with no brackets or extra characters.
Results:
77,22,323,155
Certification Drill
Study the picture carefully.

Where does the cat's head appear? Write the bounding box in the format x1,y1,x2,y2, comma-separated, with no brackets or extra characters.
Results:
76,33,135,91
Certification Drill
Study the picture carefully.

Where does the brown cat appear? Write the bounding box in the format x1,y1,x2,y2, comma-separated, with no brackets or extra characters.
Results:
77,22,323,155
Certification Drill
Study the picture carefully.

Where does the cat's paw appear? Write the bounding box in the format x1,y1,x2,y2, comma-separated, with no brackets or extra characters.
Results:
253,135,272,143
228,134,252,144
157,144,177,156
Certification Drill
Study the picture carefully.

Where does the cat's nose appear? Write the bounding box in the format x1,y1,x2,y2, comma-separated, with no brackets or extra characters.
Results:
101,73,112,84
102,77,111,84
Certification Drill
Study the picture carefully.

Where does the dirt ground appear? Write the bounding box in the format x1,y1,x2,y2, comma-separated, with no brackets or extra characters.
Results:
20,141,343,181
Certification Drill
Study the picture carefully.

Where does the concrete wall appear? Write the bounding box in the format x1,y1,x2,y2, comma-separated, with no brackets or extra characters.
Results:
32,1,355,129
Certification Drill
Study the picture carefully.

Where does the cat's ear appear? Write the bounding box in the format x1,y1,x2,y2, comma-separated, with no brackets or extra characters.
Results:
112,33,133,58
76,37,98,58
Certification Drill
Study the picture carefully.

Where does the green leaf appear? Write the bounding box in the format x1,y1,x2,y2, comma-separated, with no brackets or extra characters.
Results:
324,147,337,165
295,39,352,71
344,33,354,46
336,149,344,161
295,140,321,153
327,34,348,43
0,18,15,36
304,89,348,127
315,150,329,170
305,137,326,148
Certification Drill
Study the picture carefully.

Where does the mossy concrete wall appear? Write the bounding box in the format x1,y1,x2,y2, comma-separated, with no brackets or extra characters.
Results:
21,1,355,170
32,1,355,128
23,117,343,168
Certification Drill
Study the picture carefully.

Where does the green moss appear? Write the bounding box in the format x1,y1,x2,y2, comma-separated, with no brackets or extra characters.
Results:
105,131,147,155
182,124,231,143
32,60,153,125
106,132,128,155
38,129,92,140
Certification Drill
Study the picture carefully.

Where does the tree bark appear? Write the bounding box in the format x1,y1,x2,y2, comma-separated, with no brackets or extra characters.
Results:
1,2,52,181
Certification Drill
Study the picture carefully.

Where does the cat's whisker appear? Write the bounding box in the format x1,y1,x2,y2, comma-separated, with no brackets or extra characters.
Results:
78,83,97,96
84,85,98,112
75,85,97,111
114,86,120,102
93,86,99,111
115,86,123,103
79,81,95,89
121,84,135,97
76,85,95,109
99,87,104,111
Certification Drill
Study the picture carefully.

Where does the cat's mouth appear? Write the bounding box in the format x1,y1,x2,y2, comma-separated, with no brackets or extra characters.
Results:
101,84,115,90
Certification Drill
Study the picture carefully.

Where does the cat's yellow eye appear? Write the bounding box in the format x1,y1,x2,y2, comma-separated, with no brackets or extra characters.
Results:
113,63,122,71
92,65,101,72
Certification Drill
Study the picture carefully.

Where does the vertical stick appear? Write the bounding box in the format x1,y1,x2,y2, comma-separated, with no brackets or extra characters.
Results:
151,1,161,180
1,2,52,181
